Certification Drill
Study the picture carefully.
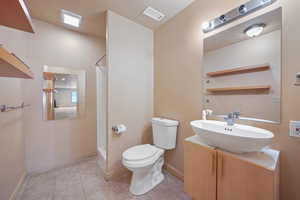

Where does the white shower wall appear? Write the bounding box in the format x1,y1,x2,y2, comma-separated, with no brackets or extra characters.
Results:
96,66,108,161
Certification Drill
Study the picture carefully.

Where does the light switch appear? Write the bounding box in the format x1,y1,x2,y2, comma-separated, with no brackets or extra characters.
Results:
289,121,300,137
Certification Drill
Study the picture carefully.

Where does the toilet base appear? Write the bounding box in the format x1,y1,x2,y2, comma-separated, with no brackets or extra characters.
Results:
129,156,164,195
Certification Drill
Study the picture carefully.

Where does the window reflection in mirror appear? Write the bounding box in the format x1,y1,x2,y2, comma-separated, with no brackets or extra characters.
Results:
43,66,86,120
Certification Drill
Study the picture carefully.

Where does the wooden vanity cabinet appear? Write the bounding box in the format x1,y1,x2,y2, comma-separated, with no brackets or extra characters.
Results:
217,150,279,200
184,139,279,200
184,141,217,200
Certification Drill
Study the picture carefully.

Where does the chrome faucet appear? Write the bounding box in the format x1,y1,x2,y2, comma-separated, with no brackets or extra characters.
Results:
224,112,240,126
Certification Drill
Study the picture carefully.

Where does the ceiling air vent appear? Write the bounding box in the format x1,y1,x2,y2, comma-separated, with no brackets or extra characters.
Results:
143,7,165,21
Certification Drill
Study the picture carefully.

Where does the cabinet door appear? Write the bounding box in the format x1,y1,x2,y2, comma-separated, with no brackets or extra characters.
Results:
217,150,275,200
184,141,217,200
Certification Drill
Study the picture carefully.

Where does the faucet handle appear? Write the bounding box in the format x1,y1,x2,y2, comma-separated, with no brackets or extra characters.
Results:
227,111,240,118
232,111,241,118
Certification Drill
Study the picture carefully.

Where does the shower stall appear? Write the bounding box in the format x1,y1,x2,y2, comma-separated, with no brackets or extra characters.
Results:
96,60,108,170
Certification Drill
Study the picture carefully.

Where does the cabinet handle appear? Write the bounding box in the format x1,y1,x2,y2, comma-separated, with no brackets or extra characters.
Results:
219,152,224,179
211,153,216,175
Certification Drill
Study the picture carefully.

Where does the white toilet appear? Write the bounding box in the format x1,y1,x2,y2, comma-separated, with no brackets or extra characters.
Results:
122,117,179,195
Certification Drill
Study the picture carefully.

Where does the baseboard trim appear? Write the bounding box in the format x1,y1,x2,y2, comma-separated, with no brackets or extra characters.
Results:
164,163,184,181
9,172,27,200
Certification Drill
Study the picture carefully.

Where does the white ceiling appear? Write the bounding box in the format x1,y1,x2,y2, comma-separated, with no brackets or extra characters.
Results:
27,0,195,38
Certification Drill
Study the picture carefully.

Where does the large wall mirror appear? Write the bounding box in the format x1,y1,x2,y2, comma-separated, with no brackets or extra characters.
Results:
43,66,86,120
203,8,282,123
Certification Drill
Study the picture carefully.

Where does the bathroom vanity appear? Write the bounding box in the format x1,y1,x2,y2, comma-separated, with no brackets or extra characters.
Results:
184,136,280,200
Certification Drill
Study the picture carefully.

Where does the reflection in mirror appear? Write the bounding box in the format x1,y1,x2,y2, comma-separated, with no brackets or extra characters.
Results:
43,66,86,120
203,8,282,123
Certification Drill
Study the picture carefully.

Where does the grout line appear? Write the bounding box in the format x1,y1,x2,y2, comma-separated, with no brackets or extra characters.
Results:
78,166,88,200
14,174,29,200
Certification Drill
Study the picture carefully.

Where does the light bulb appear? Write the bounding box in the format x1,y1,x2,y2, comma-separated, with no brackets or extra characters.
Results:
202,21,211,30
202,21,214,32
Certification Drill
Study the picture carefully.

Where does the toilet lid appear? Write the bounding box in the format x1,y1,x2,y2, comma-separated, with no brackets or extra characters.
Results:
123,144,159,161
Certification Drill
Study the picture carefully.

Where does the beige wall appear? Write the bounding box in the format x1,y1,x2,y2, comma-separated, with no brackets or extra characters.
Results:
23,20,105,173
106,11,153,176
0,19,106,175
154,0,300,199
0,78,26,200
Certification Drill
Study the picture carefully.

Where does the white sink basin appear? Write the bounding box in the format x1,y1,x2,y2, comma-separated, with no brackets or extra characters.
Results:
190,120,274,153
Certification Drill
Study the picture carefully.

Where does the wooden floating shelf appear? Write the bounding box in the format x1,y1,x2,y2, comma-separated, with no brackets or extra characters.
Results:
0,46,34,79
43,72,54,80
207,65,270,77
0,0,34,33
43,88,54,93
207,85,271,93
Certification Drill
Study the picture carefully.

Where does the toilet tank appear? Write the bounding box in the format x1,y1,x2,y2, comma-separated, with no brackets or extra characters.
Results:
152,118,179,150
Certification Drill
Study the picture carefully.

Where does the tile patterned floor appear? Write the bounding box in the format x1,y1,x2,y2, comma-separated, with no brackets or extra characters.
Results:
18,158,191,200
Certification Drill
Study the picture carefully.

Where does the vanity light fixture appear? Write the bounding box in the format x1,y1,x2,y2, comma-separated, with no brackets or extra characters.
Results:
238,5,248,14
61,9,82,27
202,21,214,31
244,23,266,37
261,0,272,4
201,0,276,33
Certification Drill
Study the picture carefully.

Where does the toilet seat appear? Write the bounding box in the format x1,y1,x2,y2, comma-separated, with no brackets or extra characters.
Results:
123,144,159,161
122,144,164,169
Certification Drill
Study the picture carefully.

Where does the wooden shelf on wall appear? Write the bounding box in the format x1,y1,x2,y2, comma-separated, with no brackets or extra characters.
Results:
0,0,34,33
0,46,34,79
207,85,271,93
43,88,54,93
43,72,54,80
207,65,270,77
